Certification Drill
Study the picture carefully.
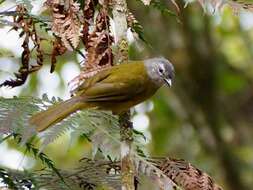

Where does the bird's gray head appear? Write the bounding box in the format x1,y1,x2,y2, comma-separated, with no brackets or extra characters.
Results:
144,57,175,87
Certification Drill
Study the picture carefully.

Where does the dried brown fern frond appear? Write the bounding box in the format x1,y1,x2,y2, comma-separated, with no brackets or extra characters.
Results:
70,4,114,94
50,37,67,73
45,0,82,50
82,0,98,46
146,157,223,190
196,0,253,14
84,3,113,70
230,1,253,13
0,5,44,88
30,22,44,72
134,157,178,189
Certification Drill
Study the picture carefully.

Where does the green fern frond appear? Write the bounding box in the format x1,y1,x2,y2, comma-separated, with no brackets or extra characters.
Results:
127,11,149,45
0,95,147,160
0,158,121,190
0,168,18,190
0,155,223,190
136,0,177,17
11,133,67,187
150,0,177,17
0,96,39,136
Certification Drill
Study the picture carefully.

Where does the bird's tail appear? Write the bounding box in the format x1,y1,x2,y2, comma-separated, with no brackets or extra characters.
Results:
30,96,86,132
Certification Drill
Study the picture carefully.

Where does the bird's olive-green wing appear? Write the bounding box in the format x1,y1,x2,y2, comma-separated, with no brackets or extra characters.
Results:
75,69,112,96
78,62,147,101
83,83,136,101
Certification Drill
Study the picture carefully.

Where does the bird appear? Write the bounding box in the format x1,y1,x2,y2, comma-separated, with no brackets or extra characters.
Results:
30,57,175,132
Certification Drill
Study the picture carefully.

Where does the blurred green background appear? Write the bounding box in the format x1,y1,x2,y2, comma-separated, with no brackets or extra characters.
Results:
0,0,253,190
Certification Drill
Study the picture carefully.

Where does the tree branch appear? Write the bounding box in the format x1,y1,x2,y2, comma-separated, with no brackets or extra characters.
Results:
112,0,135,189
119,112,135,190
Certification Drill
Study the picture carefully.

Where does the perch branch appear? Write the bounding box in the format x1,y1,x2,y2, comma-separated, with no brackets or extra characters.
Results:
112,0,135,189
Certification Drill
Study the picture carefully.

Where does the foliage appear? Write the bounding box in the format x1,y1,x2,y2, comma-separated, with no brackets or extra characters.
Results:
1,0,253,189
0,93,223,189
0,133,65,190
0,155,223,190
0,5,49,87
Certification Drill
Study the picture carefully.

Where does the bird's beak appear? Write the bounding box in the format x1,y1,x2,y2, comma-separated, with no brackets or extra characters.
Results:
164,78,172,87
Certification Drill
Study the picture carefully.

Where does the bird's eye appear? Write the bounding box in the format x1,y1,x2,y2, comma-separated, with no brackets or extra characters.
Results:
159,68,163,73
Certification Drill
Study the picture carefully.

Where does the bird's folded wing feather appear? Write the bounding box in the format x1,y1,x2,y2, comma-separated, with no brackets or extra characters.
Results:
75,70,112,95
75,62,147,101
82,82,143,101
82,72,146,101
